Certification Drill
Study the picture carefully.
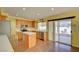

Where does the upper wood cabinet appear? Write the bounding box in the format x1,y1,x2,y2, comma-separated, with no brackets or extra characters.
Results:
0,15,7,21
16,19,35,28
32,21,35,27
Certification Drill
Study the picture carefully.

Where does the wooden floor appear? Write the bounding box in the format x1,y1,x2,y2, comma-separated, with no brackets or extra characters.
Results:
16,40,79,52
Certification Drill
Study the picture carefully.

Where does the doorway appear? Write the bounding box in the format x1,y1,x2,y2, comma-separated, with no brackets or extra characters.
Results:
48,19,72,45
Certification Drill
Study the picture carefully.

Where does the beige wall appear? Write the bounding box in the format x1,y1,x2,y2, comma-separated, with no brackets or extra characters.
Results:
48,21,54,41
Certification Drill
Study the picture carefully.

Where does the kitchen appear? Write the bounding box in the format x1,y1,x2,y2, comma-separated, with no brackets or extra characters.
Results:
15,19,48,51
0,14,48,52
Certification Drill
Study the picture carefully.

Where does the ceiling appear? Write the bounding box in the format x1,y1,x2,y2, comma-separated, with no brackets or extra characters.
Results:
0,7,79,20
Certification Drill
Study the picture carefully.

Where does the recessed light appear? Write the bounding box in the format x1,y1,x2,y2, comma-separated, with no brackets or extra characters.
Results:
22,8,26,11
51,8,54,11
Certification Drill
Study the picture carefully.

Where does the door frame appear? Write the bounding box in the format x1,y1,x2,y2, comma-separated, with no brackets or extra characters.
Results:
48,21,55,41
55,19,72,45
48,16,75,46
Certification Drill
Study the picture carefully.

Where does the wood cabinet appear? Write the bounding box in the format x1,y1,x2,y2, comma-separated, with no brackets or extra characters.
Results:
17,32,23,41
44,32,48,41
28,33,36,48
16,33,28,51
0,15,7,21
16,32,36,51
32,21,35,27
16,19,35,27
24,34,29,49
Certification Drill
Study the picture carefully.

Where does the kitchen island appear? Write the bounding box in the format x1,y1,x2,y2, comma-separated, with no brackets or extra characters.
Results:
16,31,37,51
23,32,36,48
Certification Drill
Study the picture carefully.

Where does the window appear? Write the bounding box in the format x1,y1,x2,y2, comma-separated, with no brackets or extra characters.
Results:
38,22,46,32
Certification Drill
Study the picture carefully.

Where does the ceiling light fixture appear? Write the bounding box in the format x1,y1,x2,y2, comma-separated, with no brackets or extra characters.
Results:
22,8,26,11
51,8,54,11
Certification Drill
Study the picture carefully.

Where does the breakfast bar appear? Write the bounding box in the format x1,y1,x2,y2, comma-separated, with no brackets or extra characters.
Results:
23,32,36,48
16,31,37,51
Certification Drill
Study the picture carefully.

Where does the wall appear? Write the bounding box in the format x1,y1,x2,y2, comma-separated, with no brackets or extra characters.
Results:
44,10,79,47
10,19,16,50
48,21,54,41
0,21,11,38
4,17,17,51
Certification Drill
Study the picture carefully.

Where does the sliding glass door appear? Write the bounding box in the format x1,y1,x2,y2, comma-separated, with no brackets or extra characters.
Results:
48,19,71,45
57,19,71,45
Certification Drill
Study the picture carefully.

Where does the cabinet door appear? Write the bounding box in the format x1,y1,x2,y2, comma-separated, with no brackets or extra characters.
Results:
0,16,7,21
44,32,48,41
17,32,23,41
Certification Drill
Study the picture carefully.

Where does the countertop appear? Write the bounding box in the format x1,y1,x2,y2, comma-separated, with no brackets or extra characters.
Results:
17,29,36,35
22,32,36,35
